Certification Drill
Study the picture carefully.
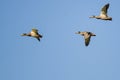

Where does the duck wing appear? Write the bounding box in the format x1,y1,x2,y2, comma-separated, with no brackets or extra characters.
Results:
85,36,91,46
32,29,39,33
35,37,40,41
100,3,109,16
84,33,91,46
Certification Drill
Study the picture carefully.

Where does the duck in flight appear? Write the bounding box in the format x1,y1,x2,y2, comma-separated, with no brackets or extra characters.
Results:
89,3,112,21
21,28,42,41
75,31,96,46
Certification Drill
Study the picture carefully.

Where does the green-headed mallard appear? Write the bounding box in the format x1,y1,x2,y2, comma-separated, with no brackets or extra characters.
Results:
75,31,96,46
89,3,112,21
21,28,42,41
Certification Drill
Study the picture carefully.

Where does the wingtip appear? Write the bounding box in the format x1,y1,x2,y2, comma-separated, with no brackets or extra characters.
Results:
85,44,89,47
36,37,40,42
105,3,110,6
38,39,40,42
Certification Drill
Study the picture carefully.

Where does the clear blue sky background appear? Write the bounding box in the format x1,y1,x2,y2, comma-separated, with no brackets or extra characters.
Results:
1,0,120,80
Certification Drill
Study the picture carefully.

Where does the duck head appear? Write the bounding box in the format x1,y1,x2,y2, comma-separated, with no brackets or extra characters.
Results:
21,33,31,36
75,31,81,34
89,15,96,18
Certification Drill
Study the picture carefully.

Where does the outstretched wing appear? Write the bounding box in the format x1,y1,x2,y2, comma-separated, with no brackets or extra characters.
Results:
100,3,109,16
32,29,38,33
85,36,91,46
36,34,42,41
84,33,91,46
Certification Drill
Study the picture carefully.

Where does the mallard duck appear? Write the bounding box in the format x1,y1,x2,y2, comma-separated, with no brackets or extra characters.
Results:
89,3,112,21
21,28,42,41
75,31,96,46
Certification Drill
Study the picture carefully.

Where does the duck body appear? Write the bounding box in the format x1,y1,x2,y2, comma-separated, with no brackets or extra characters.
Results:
89,3,112,21
21,28,42,41
75,31,96,46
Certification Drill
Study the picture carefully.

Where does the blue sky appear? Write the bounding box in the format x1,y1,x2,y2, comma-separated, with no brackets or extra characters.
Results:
1,0,120,80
